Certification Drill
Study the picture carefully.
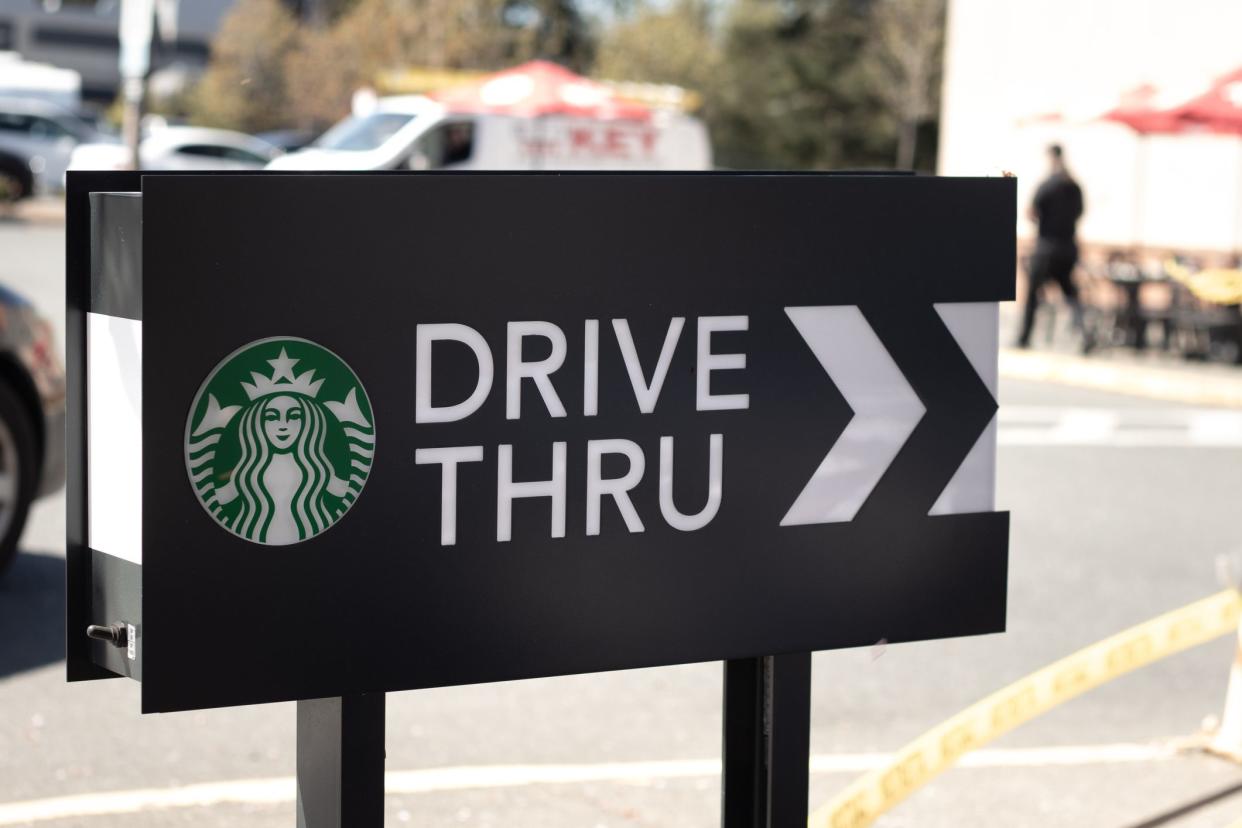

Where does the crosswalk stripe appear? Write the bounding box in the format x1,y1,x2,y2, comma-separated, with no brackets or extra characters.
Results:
998,407,1242,447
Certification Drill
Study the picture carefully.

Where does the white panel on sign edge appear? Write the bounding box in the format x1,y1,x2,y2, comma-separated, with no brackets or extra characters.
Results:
929,301,998,516
87,312,142,564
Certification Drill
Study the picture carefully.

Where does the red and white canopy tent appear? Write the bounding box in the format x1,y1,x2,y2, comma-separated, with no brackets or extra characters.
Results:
1101,70,1242,136
1171,66,1242,135
1100,83,1188,135
1098,84,1193,247
1098,70,1242,251
1171,67,1242,260
429,60,652,122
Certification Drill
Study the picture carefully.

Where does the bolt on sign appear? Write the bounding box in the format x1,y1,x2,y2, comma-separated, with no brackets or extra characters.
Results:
67,172,1014,713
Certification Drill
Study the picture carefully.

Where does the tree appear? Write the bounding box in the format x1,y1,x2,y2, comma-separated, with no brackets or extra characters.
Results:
283,0,363,25
593,0,720,94
281,0,597,129
508,0,596,71
710,0,893,170
191,0,301,133
865,0,945,169
193,0,600,132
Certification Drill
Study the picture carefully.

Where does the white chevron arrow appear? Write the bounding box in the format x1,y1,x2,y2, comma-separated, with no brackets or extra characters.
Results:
781,306,925,525
928,301,999,516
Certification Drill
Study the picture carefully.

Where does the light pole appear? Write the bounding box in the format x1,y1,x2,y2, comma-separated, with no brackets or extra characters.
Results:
118,0,178,170
118,0,154,170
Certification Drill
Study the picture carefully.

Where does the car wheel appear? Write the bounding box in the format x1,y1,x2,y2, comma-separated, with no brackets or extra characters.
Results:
0,381,37,578
0,157,30,204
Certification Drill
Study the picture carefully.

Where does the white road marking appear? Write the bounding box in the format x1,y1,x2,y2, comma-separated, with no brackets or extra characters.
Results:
998,348,1242,408
0,744,1177,824
999,406,1242,447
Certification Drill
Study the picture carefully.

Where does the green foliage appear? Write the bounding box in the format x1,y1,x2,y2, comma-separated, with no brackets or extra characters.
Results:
190,0,945,170
190,0,301,133
865,0,946,169
593,0,720,94
593,0,943,171
195,0,596,132
710,0,895,170
511,0,596,71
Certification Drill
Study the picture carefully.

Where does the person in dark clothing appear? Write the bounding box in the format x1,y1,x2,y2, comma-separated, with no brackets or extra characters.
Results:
1018,144,1089,349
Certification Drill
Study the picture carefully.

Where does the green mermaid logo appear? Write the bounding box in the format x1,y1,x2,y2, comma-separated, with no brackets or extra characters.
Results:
185,337,375,545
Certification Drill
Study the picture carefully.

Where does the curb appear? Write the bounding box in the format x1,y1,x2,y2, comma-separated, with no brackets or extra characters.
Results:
0,198,65,226
1000,348,1242,408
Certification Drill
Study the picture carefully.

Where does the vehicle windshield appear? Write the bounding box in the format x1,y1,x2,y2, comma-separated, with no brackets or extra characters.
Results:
314,112,416,151
57,115,99,142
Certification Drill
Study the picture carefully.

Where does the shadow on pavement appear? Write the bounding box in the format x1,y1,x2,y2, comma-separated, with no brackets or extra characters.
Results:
1123,778,1242,828
0,550,64,677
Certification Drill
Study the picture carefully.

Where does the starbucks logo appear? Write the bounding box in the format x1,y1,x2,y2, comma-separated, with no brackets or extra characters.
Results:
185,337,375,545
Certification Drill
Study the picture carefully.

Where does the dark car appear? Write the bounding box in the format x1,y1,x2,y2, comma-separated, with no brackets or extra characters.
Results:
0,283,65,576
0,146,34,203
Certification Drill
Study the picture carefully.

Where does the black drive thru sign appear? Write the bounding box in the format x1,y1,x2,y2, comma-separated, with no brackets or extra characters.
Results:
68,172,1014,713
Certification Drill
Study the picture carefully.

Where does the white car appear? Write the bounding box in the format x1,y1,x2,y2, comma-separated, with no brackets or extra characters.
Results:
0,96,111,198
69,126,281,173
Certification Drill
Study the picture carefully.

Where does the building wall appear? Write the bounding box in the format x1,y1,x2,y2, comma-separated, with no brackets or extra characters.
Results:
0,0,236,103
939,0,1242,253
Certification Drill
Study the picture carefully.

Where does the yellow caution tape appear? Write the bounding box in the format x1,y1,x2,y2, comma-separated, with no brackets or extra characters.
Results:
809,590,1242,828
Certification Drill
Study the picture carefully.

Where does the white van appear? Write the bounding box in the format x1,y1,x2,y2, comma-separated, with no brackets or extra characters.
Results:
266,94,712,172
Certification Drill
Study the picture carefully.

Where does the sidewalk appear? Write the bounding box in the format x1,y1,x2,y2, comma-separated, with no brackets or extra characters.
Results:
999,302,1242,408
0,197,65,226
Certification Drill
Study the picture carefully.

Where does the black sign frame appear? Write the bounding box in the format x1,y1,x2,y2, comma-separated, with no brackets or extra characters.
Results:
69,171,1014,717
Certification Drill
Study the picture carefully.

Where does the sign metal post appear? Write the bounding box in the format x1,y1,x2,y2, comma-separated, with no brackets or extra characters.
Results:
296,694,386,828
722,654,813,827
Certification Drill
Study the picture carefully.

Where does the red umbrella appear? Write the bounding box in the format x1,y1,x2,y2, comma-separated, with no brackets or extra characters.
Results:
1170,67,1242,135
1098,84,1193,247
1101,83,1188,135
1168,68,1242,253
431,61,651,122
